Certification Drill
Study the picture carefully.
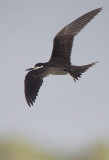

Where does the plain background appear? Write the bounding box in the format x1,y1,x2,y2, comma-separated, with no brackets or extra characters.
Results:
0,0,109,153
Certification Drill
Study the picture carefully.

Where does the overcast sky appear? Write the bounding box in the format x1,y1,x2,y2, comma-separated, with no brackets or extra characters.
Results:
0,0,109,154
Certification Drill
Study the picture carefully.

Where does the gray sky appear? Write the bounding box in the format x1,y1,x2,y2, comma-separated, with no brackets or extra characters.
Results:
0,0,109,154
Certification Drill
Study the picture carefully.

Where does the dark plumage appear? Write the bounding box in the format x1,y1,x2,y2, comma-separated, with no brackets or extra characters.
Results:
24,8,102,107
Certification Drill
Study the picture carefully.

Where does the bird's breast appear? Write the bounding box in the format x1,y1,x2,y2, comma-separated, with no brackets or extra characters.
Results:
50,69,67,75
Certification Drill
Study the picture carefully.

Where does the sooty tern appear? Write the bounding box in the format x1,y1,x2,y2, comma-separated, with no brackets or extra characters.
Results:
24,8,102,107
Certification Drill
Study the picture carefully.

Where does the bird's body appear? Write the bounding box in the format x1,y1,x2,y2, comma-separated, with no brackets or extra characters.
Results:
24,8,102,107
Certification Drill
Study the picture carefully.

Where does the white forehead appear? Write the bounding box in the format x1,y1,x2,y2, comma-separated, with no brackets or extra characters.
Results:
34,65,43,70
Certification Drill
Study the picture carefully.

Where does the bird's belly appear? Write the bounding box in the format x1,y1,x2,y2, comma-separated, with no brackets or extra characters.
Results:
51,70,67,75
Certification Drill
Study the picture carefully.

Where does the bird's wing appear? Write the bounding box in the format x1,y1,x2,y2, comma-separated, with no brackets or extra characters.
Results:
50,8,102,64
24,71,43,107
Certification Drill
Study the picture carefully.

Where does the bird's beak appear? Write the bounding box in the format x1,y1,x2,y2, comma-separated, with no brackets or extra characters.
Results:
25,68,34,71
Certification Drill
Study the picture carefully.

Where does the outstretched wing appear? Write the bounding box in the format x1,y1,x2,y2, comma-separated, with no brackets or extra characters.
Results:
50,8,102,64
24,71,43,107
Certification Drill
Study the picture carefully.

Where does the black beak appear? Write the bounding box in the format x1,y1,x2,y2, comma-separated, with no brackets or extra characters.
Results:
25,68,34,71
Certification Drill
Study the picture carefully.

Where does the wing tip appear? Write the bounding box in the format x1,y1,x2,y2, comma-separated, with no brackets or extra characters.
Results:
26,97,32,107
97,7,103,11
94,7,103,14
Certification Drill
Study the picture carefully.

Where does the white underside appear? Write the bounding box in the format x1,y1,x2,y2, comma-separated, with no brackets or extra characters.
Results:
51,71,67,75
51,71,74,81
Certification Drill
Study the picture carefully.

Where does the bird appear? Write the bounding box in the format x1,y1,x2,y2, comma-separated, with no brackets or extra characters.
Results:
24,8,102,107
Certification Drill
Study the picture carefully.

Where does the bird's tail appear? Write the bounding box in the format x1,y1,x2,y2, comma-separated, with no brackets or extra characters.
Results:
67,62,98,81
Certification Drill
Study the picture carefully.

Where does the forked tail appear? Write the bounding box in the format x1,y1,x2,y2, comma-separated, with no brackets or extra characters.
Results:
68,62,98,81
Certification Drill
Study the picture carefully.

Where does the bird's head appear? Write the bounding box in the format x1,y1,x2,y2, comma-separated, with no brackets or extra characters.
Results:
25,63,44,71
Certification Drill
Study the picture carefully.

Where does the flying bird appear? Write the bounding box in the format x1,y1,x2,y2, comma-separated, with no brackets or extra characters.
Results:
24,8,102,107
